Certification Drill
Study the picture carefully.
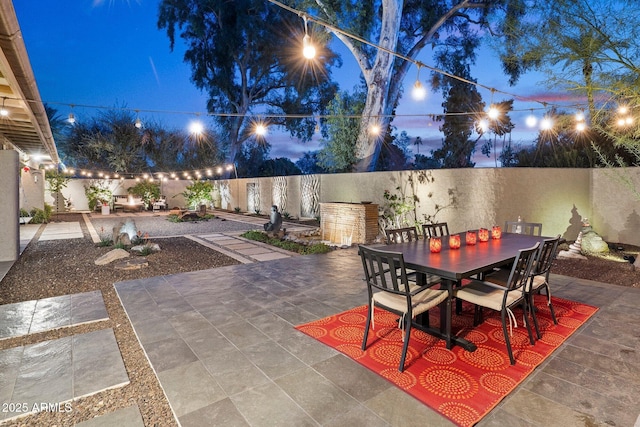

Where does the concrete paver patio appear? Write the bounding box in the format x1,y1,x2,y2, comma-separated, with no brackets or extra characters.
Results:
3,212,640,426
116,249,640,427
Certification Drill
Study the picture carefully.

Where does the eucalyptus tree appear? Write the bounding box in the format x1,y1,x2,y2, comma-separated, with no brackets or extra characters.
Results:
294,0,524,171
157,0,339,165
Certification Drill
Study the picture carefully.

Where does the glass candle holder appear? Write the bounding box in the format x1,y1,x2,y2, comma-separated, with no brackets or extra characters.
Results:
449,234,461,249
429,237,442,253
466,231,477,245
478,228,489,242
491,225,502,239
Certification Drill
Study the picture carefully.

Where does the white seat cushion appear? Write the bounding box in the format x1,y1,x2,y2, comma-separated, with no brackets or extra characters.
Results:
454,280,522,311
373,287,448,317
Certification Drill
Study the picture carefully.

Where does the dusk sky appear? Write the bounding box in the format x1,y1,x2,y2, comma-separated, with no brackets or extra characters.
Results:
14,0,564,167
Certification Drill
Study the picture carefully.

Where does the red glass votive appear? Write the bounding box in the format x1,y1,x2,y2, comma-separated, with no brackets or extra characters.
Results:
466,231,477,245
449,234,461,249
429,237,442,253
478,228,489,242
492,225,502,239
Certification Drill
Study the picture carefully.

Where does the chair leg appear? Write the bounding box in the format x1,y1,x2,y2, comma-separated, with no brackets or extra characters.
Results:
362,304,372,351
398,317,412,372
501,310,515,365
522,301,536,346
543,285,558,324
528,293,542,340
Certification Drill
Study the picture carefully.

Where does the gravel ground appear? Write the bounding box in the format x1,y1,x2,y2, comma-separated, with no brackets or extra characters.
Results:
0,213,260,427
89,212,260,238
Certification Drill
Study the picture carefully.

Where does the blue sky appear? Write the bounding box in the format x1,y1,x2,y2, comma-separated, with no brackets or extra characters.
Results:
15,0,559,166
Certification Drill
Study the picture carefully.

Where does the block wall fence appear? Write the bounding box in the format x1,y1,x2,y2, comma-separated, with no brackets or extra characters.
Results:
37,167,640,246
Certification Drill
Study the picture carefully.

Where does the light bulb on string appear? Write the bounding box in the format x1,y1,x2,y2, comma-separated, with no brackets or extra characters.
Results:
477,119,489,133
575,109,585,122
134,110,142,129
68,104,75,124
0,97,8,117
411,66,426,101
369,124,381,136
302,16,316,59
540,116,553,131
576,122,587,132
255,122,268,136
189,120,204,135
525,111,537,128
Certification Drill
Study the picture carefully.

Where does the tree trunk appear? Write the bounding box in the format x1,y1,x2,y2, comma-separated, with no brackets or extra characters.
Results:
353,0,403,172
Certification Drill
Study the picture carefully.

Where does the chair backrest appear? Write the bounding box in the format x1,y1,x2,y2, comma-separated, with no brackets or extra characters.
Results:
533,235,561,278
504,221,542,236
358,245,411,296
504,243,540,293
385,227,419,244
421,222,449,239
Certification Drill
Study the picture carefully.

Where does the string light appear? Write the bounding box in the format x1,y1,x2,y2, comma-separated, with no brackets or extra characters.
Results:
411,66,426,101
525,111,538,128
302,16,316,59
0,97,8,117
189,120,204,135
540,116,553,131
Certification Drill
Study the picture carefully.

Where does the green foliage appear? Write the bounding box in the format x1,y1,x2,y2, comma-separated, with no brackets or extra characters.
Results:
136,245,155,256
19,208,30,217
128,181,160,209
131,231,149,246
158,0,339,165
181,180,214,209
29,204,52,224
234,207,241,213
167,214,181,223
56,107,224,173
282,211,291,220
98,237,113,247
84,181,113,211
317,91,364,172
381,171,456,228
45,170,71,194
240,231,332,255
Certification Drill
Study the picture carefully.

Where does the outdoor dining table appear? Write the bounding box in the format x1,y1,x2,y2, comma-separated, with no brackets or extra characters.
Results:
385,232,546,353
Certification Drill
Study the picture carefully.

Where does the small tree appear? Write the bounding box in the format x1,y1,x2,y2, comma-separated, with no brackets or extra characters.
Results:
182,181,214,210
84,181,113,211
128,181,161,210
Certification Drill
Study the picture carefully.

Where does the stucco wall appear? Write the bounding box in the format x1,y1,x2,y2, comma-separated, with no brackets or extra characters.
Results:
591,168,640,245
26,167,640,246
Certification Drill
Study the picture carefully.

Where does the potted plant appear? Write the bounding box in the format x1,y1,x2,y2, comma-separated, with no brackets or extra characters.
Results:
84,181,113,211
19,208,32,224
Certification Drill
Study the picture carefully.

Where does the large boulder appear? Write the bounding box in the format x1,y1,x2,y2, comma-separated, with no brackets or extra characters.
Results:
112,219,137,246
580,221,609,255
95,248,130,265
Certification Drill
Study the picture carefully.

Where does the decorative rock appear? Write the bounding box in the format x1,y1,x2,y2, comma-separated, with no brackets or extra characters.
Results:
113,219,138,245
557,231,588,260
113,257,149,270
580,220,609,254
130,243,161,254
118,232,131,247
95,248,130,265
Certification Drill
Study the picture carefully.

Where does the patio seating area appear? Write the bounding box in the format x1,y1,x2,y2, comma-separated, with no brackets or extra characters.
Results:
115,246,640,426
2,213,640,426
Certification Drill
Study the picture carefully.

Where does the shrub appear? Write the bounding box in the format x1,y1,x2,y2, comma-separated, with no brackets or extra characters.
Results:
182,181,214,209
234,207,241,213
240,231,332,255
29,204,52,224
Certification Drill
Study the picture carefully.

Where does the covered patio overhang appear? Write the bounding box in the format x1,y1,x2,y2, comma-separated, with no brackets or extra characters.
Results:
0,1,58,265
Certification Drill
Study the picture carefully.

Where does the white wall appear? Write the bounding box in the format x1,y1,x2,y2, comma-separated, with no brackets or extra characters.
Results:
26,167,640,246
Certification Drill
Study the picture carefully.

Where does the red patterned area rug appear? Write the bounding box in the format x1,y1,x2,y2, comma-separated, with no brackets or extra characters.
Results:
295,295,597,427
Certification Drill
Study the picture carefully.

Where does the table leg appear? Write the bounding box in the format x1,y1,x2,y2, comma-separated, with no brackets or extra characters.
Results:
443,279,476,352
